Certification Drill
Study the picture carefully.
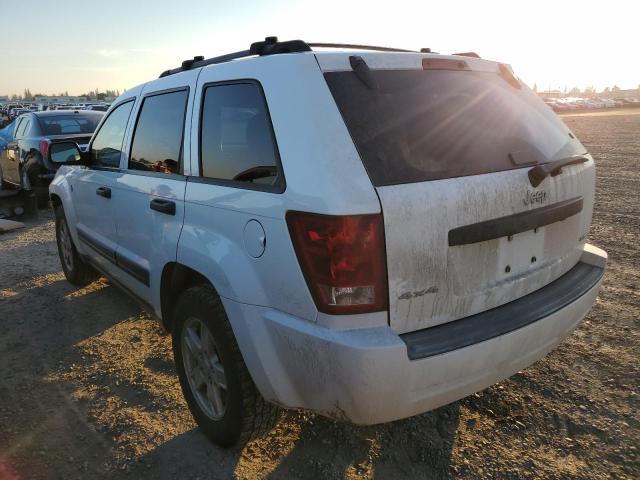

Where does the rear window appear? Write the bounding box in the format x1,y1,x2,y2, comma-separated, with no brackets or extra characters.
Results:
39,114,101,135
325,69,586,186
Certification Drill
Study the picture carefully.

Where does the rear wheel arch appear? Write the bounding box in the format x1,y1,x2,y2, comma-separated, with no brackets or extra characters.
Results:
160,262,216,332
50,193,62,210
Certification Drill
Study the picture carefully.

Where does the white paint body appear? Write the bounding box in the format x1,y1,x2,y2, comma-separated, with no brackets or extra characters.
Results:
50,49,606,424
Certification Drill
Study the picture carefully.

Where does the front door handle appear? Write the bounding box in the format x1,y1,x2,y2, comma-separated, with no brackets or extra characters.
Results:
96,186,111,198
150,198,176,215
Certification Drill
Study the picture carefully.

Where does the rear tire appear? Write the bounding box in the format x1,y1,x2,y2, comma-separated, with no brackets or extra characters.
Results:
35,185,49,209
23,154,48,209
55,206,99,286
172,284,281,447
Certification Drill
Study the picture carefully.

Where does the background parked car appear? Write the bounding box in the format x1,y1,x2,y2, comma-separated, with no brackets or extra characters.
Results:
0,110,103,207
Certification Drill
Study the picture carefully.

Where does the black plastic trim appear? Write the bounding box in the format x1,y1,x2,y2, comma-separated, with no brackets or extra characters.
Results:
401,261,604,360
81,254,157,318
116,253,150,287
77,229,150,287
448,197,583,246
77,229,116,262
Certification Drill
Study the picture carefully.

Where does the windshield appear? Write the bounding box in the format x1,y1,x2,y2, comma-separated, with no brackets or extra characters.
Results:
325,69,587,186
39,114,101,135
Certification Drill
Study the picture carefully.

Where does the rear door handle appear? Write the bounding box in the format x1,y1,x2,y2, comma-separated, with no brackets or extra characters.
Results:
96,186,111,199
150,198,176,215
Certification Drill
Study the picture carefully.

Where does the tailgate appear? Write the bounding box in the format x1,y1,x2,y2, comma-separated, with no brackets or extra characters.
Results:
322,52,594,334
378,164,593,333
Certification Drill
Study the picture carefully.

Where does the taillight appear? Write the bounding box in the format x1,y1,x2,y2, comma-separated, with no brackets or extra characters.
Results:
286,211,388,314
39,140,49,158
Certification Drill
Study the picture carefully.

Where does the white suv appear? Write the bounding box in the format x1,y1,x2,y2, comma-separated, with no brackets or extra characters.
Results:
49,38,607,447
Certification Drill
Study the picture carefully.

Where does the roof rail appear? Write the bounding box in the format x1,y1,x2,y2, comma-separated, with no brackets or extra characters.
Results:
159,37,311,78
452,52,481,58
158,37,428,78
308,43,416,53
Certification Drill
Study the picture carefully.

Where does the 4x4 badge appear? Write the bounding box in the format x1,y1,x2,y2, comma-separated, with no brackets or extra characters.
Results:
523,190,547,206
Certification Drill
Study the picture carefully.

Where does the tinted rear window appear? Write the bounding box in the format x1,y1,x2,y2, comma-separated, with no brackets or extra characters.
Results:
325,69,586,186
39,114,101,135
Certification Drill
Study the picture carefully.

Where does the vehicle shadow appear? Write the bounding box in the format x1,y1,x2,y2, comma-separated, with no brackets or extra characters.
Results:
123,404,460,480
264,405,460,479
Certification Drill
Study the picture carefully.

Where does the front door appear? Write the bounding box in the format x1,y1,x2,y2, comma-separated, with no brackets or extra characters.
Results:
72,100,135,273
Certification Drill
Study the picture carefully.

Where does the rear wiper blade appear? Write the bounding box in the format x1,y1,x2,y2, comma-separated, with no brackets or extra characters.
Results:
528,155,589,188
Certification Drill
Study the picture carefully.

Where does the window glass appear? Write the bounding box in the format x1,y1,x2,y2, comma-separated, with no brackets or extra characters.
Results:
40,114,101,135
325,70,587,186
91,101,134,168
15,118,29,138
200,83,279,187
129,90,188,174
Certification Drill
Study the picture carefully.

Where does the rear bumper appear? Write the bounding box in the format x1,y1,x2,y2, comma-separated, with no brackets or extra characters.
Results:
225,244,606,425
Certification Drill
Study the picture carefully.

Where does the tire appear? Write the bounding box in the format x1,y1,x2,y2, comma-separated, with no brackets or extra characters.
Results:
54,206,99,286
34,185,49,210
172,284,281,447
23,154,48,209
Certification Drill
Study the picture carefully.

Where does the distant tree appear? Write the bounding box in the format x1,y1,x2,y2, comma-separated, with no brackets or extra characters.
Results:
612,85,621,92
23,89,34,100
568,87,581,96
10,94,19,101
583,85,596,97
603,87,611,93
532,83,538,93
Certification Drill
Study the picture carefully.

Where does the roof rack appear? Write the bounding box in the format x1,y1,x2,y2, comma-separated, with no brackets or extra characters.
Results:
452,51,481,58
159,37,311,78
308,43,416,53
158,37,428,78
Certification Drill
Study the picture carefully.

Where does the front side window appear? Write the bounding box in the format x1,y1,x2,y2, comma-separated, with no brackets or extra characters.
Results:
128,90,188,174
200,82,281,190
91,101,135,169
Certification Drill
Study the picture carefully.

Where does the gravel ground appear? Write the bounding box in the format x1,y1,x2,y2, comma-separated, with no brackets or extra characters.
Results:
0,112,638,479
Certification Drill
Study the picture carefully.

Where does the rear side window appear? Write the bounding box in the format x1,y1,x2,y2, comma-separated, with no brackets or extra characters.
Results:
129,90,188,175
39,115,101,135
15,119,29,138
325,69,587,186
91,101,134,169
199,82,282,191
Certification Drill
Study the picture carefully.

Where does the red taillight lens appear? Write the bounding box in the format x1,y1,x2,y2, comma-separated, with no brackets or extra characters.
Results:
286,211,388,314
39,140,49,158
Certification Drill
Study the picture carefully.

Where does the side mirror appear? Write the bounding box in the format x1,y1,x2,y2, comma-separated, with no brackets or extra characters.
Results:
49,141,83,164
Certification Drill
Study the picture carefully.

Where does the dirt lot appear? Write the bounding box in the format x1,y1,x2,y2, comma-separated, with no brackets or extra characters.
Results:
0,112,638,480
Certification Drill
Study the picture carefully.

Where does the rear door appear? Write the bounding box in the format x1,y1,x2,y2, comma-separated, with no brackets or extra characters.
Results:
321,54,594,334
112,75,195,305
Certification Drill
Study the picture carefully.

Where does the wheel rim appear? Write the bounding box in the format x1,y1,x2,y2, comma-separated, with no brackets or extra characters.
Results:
58,219,74,271
181,317,228,420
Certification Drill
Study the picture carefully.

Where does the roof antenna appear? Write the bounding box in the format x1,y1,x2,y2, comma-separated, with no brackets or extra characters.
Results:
349,55,378,90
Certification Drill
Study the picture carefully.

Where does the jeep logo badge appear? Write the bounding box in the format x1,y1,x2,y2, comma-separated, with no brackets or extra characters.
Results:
523,190,547,206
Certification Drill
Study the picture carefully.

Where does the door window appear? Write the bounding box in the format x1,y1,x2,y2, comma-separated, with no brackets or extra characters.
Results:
199,82,282,191
14,118,29,138
128,90,188,175
91,100,135,169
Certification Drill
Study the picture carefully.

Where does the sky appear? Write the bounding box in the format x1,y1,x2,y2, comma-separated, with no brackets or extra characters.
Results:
1,0,638,97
